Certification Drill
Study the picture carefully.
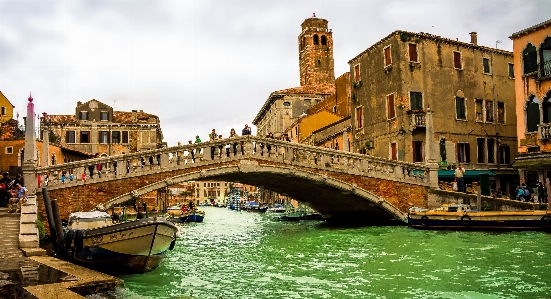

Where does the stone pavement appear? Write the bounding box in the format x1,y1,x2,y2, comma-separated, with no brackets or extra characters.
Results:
0,207,121,299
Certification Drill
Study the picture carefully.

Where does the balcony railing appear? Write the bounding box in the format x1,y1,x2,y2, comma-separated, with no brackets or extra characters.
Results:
541,60,551,78
539,123,551,140
410,111,426,129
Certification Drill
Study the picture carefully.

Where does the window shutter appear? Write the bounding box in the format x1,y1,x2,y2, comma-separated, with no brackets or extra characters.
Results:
388,94,395,119
409,44,417,62
412,141,417,162
65,131,69,143
466,143,471,163
454,52,461,68
384,47,391,66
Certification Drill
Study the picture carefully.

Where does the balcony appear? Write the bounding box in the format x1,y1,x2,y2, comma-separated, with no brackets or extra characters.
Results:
409,110,426,129
541,60,551,79
539,123,551,140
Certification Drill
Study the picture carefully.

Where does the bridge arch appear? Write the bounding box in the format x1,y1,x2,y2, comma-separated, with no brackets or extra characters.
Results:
98,160,408,223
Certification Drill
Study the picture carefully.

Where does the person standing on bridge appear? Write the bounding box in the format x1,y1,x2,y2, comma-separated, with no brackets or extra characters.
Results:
241,124,251,155
454,164,466,193
229,128,238,156
209,129,217,159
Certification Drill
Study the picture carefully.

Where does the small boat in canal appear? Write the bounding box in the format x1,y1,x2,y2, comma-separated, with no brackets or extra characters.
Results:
167,205,205,223
408,204,551,230
62,211,178,274
244,201,268,213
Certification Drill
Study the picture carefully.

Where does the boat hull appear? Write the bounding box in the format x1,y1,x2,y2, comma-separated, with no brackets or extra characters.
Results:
172,210,205,223
408,211,551,230
66,217,178,274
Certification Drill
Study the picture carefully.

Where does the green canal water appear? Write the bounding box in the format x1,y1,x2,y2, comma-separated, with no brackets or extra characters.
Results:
108,207,551,299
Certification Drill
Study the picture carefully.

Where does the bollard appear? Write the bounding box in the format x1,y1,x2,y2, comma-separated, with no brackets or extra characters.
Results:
50,199,65,252
42,188,57,246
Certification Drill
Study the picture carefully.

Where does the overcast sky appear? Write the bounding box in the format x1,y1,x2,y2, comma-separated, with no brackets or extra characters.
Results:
0,0,549,146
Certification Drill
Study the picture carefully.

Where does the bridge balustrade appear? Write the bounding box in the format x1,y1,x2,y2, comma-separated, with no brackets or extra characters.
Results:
35,136,434,189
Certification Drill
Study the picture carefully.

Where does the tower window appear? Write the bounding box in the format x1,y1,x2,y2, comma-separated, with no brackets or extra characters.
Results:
313,34,319,45
318,59,321,67
79,111,88,120
321,35,327,46
1,106,5,115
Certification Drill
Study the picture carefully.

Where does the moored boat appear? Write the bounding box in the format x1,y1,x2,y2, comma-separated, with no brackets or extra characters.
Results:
63,211,178,274
167,205,205,223
408,204,551,230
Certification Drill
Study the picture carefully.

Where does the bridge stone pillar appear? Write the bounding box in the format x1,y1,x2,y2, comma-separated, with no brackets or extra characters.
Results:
22,95,38,195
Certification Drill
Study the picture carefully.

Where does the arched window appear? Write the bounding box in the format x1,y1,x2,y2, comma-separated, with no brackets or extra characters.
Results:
543,91,551,123
313,34,319,45
321,35,327,46
541,37,551,77
523,43,538,74
526,95,540,132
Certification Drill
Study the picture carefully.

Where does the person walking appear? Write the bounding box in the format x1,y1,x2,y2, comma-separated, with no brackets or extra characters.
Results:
538,182,547,203
454,164,466,193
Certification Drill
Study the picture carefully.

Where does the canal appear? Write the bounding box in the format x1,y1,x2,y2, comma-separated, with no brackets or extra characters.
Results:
104,206,551,298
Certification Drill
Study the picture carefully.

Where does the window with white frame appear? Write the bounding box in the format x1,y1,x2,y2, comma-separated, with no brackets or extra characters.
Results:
354,64,361,82
5,146,13,154
455,97,466,120
483,57,491,74
453,51,462,69
475,99,483,122
387,93,396,119
457,143,470,163
409,43,418,62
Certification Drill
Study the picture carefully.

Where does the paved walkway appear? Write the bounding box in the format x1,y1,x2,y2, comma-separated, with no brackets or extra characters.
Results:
0,207,121,299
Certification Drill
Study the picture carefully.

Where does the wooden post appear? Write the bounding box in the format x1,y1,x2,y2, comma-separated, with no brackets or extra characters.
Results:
477,185,482,211
546,178,551,211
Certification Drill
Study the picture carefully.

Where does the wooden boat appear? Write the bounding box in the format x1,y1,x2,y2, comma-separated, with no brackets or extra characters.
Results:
244,202,268,213
167,205,205,223
408,204,551,230
63,211,178,274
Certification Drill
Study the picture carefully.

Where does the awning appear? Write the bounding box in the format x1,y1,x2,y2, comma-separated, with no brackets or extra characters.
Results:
438,170,496,179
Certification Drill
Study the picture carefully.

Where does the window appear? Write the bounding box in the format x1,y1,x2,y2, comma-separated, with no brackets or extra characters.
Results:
122,131,129,143
390,143,397,160
475,99,483,122
508,63,515,78
304,99,311,105
99,131,109,144
5,146,13,154
384,46,392,67
100,111,108,121
526,95,540,132
412,141,424,162
313,34,319,45
354,64,361,82
523,43,537,74
487,138,495,164
453,51,462,69
457,143,470,163
79,111,88,120
65,131,76,143
410,92,423,110
283,102,291,107
149,131,156,143
321,35,327,46
356,106,363,128
497,102,505,124
477,138,485,163
387,94,395,119
500,145,511,165
483,57,490,74
80,131,90,143
112,131,120,143
455,97,466,120
1,107,5,115
485,100,494,122
541,37,551,77
409,44,418,62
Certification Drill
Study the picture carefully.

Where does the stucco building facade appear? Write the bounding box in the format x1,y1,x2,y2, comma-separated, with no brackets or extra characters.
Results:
510,19,551,188
41,99,164,156
349,30,518,195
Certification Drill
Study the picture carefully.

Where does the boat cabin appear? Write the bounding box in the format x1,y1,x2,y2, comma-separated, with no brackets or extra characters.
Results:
68,211,113,230
434,204,471,213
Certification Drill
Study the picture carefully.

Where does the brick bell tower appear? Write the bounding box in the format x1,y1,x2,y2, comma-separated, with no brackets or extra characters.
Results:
298,13,335,86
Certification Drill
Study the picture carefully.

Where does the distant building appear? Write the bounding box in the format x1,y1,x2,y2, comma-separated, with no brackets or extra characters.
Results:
349,30,517,196
283,110,342,144
510,19,551,188
41,99,164,156
253,15,336,138
0,91,15,123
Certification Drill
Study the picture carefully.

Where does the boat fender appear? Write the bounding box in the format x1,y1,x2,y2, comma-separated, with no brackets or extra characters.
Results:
541,216,551,228
65,230,75,249
169,239,176,251
74,230,85,252
461,215,471,225
420,216,429,226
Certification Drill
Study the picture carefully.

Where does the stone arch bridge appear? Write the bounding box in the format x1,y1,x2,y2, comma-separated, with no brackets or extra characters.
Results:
30,136,438,224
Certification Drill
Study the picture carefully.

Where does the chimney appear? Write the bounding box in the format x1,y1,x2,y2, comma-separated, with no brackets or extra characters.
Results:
470,32,477,46
132,110,137,123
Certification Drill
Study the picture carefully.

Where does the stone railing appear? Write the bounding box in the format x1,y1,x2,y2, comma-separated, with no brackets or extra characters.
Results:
410,111,426,129
35,136,436,190
539,123,551,140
